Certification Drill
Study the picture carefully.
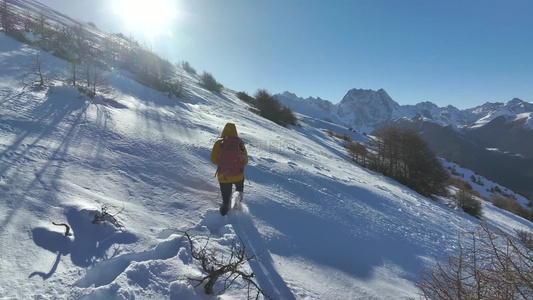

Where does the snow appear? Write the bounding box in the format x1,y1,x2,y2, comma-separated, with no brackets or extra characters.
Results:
21,31,42,43
1,31,532,300
517,112,533,130
441,159,531,208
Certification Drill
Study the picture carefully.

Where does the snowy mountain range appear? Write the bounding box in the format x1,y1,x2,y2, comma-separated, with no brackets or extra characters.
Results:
276,88,533,133
276,89,533,195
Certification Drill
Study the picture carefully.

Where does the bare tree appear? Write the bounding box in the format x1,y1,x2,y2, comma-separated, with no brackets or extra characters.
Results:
345,140,368,166
36,11,49,39
21,10,33,32
84,58,108,97
69,60,79,87
0,0,16,33
21,49,45,87
369,127,449,197
102,33,121,66
72,24,90,60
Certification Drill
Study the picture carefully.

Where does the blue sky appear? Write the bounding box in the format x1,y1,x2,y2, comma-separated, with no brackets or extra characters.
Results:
42,0,533,109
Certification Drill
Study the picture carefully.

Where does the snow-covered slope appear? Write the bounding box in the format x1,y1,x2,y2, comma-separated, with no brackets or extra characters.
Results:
441,159,531,208
519,112,533,130
275,92,339,123
468,98,533,128
1,32,532,300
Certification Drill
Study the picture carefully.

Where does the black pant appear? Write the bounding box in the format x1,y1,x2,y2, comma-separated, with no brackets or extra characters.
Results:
219,180,244,213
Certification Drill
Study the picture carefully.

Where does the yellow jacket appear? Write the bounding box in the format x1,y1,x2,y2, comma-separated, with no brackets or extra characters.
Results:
210,123,248,183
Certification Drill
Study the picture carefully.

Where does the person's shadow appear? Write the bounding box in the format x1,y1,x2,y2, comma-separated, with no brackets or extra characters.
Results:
30,207,137,279
228,213,297,300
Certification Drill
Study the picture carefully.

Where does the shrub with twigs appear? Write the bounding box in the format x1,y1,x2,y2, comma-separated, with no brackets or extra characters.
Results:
417,222,533,299
183,231,272,299
92,204,124,229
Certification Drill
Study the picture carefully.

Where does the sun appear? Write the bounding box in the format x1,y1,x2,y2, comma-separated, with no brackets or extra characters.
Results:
112,0,179,37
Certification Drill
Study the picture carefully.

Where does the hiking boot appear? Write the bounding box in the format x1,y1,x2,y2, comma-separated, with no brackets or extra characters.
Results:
219,204,230,216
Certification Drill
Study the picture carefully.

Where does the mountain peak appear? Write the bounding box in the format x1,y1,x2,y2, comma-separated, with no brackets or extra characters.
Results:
281,91,298,99
343,87,387,98
340,88,396,105
505,98,529,108
336,88,401,127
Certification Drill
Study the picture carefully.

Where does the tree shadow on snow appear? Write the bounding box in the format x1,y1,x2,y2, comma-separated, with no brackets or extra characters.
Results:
0,87,91,237
29,207,137,279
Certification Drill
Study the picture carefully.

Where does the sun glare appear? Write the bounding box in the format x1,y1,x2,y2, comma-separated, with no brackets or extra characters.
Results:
113,0,179,37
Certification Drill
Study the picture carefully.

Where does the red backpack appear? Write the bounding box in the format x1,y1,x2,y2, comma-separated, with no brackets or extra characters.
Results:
217,136,245,177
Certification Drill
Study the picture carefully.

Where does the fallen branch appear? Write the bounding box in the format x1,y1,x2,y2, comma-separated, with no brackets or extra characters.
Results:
52,222,71,236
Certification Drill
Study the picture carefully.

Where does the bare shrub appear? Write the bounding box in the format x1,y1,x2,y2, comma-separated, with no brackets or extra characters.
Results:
345,140,367,166
328,130,351,141
449,177,472,190
183,231,272,299
417,222,533,299
493,196,533,222
92,204,124,229
455,186,483,219
515,228,533,250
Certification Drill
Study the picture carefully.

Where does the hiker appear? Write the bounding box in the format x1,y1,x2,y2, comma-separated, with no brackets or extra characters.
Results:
210,123,248,216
